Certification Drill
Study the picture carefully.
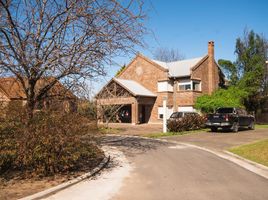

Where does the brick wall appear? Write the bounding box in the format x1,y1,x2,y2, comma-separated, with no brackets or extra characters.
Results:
118,55,168,92
176,91,202,106
118,55,169,123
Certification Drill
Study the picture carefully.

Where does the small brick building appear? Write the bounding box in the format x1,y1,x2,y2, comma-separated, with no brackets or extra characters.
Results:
0,77,77,112
96,41,224,124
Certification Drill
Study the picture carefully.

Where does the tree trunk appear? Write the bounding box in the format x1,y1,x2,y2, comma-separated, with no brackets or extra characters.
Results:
26,81,37,121
26,99,35,120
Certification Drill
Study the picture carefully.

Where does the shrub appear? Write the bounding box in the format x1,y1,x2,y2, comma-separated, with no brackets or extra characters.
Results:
167,114,206,132
0,105,103,178
78,100,97,120
195,86,248,113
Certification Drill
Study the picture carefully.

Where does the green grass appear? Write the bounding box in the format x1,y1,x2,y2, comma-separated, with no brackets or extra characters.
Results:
229,139,268,167
256,124,268,129
143,129,208,138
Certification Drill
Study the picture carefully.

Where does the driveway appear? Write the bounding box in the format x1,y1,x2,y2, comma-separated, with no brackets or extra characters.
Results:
108,123,268,151
164,128,268,151
43,136,268,200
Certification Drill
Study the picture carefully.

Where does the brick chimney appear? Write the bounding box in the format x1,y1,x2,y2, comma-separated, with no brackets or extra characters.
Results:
208,41,215,94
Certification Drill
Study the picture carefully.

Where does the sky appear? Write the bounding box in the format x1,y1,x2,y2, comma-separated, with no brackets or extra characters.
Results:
93,0,268,95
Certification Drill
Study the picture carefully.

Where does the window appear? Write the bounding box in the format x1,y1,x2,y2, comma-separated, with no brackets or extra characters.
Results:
193,81,201,91
179,84,191,91
170,112,183,118
216,108,234,114
178,80,201,91
178,79,191,91
157,81,173,92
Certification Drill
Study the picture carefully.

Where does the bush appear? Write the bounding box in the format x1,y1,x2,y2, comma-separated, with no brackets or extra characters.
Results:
195,86,248,113
167,114,206,132
0,104,103,178
78,100,97,120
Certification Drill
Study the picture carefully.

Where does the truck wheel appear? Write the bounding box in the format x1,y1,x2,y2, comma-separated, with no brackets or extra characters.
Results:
248,121,255,130
211,127,218,132
232,122,239,132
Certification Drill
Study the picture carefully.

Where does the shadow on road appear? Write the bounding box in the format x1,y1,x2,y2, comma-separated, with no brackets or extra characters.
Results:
101,135,170,157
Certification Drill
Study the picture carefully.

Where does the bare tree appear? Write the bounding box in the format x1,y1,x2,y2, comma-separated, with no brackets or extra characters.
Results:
0,0,146,119
153,47,184,62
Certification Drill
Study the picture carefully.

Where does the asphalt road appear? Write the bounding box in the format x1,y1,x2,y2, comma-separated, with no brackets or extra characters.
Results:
44,136,268,200
108,136,268,200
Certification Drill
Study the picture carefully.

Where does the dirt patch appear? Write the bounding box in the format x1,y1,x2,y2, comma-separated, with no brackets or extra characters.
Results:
0,175,68,200
104,123,163,136
0,154,104,200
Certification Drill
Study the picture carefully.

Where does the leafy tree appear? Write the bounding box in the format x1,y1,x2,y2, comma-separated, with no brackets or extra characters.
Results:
195,86,248,113
218,59,238,85
218,30,268,112
115,64,126,76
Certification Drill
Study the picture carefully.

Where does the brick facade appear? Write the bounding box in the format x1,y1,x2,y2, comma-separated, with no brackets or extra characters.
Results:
97,41,223,124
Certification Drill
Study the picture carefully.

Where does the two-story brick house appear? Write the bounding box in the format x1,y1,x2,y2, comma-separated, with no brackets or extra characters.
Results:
96,41,224,124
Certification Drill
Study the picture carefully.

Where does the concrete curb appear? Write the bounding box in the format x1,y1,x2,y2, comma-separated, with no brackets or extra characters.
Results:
105,134,268,180
20,148,110,200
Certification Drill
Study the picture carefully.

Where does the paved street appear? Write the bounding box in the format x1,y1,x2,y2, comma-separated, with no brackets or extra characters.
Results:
43,135,268,200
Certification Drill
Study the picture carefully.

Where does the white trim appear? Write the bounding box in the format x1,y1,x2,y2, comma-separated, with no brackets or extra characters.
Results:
178,106,196,112
157,81,173,92
178,80,192,91
158,106,173,119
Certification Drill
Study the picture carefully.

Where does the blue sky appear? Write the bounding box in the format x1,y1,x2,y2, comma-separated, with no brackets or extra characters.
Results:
94,0,268,95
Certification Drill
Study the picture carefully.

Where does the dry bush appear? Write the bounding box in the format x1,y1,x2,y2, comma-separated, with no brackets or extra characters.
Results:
167,115,206,132
0,103,103,178
78,100,97,120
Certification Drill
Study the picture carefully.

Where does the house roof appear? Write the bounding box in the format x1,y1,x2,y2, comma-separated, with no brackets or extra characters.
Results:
0,77,76,100
113,78,156,97
152,56,205,77
0,78,26,99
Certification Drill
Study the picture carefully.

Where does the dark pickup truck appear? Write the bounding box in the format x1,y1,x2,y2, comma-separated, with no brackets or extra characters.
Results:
205,107,255,132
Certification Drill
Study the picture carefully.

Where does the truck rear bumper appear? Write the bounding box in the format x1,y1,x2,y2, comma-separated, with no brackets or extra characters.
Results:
205,122,231,127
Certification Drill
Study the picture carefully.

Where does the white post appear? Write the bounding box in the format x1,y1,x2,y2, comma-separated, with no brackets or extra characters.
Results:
163,98,167,133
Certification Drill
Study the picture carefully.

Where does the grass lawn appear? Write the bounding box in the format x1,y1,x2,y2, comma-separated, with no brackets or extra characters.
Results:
256,124,268,129
143,129,208,138
229,139,268,167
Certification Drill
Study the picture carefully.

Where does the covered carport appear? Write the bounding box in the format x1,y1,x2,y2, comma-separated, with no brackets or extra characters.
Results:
96,78,156,124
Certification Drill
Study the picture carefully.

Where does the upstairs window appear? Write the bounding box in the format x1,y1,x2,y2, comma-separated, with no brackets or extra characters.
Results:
179,84,191,91
178,79,201,91
157,81,173,92
178,79,192,91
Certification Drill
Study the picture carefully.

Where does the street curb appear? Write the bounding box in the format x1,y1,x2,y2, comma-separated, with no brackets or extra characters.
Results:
224,151,268,171
20,149,110,200
105,134,268,180
177,142,268,180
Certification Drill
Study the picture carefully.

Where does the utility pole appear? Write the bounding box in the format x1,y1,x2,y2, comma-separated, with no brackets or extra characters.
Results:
163,97,167,133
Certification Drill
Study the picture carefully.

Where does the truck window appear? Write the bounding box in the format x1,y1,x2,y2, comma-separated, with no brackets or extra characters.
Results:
216,108,234,113
170,112,183,118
